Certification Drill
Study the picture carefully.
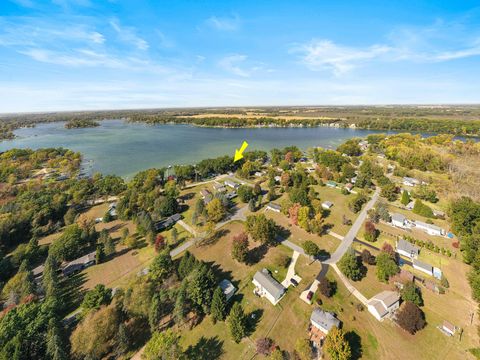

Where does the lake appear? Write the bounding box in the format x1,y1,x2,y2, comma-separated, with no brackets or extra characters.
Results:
0,120,390,178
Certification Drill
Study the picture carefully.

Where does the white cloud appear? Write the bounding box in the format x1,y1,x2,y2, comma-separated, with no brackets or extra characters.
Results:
109,18,149,50
206,15,240,31
294,40,391,75
218,54,250,77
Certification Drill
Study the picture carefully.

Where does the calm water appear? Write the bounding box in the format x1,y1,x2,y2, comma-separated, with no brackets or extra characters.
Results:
0,120,389,178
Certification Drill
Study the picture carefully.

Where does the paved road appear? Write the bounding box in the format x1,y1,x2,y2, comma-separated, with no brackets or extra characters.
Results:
169,238,196,258
325,187,380,264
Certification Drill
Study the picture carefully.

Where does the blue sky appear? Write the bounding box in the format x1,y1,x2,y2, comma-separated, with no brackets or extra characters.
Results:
1,0,480,112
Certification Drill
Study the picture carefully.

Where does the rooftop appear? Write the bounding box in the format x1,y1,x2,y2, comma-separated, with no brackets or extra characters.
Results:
310,308,340,332
253,269,285,300
413,259,433,272
396,238,419,255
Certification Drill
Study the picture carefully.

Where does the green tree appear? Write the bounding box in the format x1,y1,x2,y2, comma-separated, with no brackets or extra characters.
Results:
303,240,321,257
238,185,255,203
412,199,434,218
324,326,352,360
401,281,423,306
188,262,217,313
211,287,227,323
115,323,131,357
228,302,246,343
173,281,188,323
295,338,312,360
81,284,112,313
338,250,363,281
46,318,68,360
245,214,278,246
143,329,182,360
401,190,411,206
206,198,225,223
149,251,174,282
178,251,198,279
376,252,399,282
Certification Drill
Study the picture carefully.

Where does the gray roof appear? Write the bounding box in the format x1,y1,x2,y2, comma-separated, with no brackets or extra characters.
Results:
267,202,281,210
414,220,442,232
219,279,236,296
391,212,406,223
253,269,285,300
396,238,419,256
310,309,340,332
64,251,96,268
413,259,433,272
322,201,333,207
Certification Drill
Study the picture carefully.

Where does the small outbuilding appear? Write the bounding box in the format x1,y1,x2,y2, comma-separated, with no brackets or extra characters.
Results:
266,202,281,213
219,279,236,302
322,201,334,210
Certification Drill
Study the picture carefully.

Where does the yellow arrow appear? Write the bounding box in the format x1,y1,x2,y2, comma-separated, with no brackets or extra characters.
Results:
234,141,249,162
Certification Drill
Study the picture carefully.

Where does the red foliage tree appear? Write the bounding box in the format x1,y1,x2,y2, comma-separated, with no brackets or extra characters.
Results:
288,203,301,226
256,337,275,356
232,232,249,263
381,243,395,257
364,221,378,242
280,172,291,187
396,301,426,334
154,234,166,252
285,151,294,163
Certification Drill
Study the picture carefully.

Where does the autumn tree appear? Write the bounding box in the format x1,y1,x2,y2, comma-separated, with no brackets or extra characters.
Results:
206,198,225,223
232,232,249,263
319,277,334,297
364,221,378,242
143,329,182,360
324,326,352,360
288,203,301,225
256,337,275,356
396,301,426,334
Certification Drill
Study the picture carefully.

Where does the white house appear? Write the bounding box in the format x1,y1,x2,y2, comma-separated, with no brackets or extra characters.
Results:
322,201,334,210
414,221,445,236
396,238,420,259
274,175,282,183
213,182,227,193
219,279,236,302
266,202,281,213
441,321,456,337
309,309,341,347
391,213,408,229
367,290,400,321
413,259,433,276
252,269,286,305
403,177,421,187
224,180,240,189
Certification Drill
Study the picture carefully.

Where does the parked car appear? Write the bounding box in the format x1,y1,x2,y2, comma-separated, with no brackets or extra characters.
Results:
290,278,298,287
307,291,314,301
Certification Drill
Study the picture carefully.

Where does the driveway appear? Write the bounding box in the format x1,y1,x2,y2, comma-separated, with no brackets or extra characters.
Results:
281,251,302,288
330,263,368,305
325,187,380,264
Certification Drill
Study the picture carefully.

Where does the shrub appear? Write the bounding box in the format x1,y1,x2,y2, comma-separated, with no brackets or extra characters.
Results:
396,301,426,334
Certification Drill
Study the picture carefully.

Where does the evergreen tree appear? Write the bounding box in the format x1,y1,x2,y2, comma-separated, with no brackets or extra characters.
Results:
228,302,246,343
95,243,105,264
43,255,61,300
210,287,227,323
46,318,68,360
248,198,256,212
103,235,115,256
149,293,163,331
401,190,411,206
188,262,216,313
177,251,197,279
115,323,130,357
173,281,188,324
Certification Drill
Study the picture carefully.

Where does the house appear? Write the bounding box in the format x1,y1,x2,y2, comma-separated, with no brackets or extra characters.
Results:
213,182,227,192
322,201,334,210
200,189,212,199
154,213,181,231
433,209,445,219
326,180,337,188
406,201,415,210
254,171,265,177
396,238,419,259
252,269,286,305
414,220,445,236
224,180,240,189
266,202,281,213
359,140,369,151
108,202,117,217
32,264,45,284
350,176,357,184
345,183,354,192
62,251,96,277
367,290,400,321
413,259,433,276
309,309,341,347
274,175,282,183
225,191,237,200
391,213,408,228
403,177,421,187
219,279,236,302
440,321,456,336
